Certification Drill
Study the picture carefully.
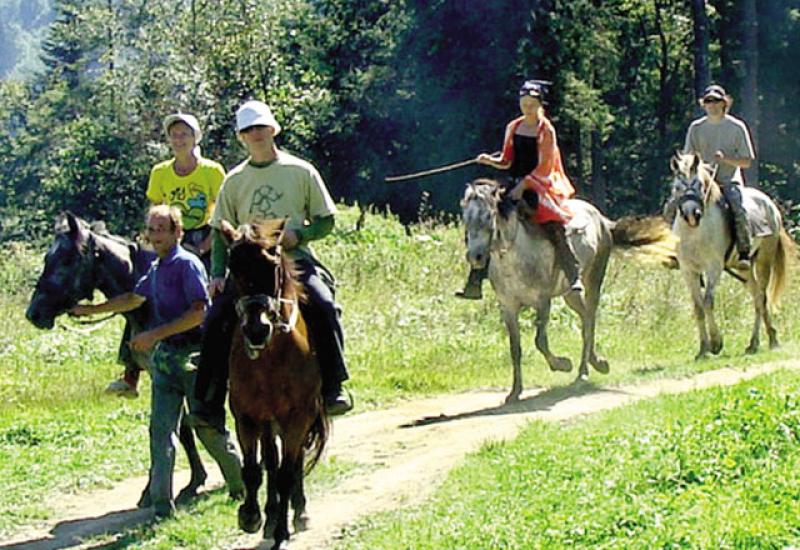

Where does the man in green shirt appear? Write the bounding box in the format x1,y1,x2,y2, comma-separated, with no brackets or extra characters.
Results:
195,100,352,416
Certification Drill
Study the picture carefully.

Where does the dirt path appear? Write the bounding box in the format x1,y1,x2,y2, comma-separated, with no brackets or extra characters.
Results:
4,360,796,549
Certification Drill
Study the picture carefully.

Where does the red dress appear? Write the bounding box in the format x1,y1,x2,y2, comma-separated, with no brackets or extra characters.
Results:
500,116,575,224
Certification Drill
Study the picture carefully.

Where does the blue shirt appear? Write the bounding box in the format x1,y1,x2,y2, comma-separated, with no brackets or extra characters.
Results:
134,244,209,344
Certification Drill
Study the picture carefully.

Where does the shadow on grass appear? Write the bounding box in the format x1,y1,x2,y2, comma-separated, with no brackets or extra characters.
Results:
401,380,627,428
0,507,152,550
0,489,225,549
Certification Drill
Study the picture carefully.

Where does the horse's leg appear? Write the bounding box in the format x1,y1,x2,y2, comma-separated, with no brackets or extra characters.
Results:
270,431,305,549
703,267,724,355
758,252,780,349
745,260,767,354
262,424,280,537
236,417,264,534
585,250,611,375
175,405,208,504
500,305,524,403
683,270,710,359
563,291,592,381
533,300,573,375
290,452,309,532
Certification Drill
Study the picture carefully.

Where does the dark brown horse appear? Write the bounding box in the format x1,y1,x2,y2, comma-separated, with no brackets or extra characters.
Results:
220,220,329,549
25,212,208,506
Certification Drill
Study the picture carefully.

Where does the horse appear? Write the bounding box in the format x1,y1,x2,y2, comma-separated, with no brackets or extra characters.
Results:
669,153,793,359
461,178,614,402
220,219,329,549
25,212,209,506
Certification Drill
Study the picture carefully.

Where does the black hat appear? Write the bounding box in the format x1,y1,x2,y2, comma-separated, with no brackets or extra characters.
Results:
519,79,551,99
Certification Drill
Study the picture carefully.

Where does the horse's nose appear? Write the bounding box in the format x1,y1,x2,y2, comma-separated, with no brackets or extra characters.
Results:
466,250,487,269
25,304,54,329
244,319,272,347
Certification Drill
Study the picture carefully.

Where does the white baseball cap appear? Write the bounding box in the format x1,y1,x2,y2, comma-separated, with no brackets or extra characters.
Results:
163,113,202,143
236,100,281,135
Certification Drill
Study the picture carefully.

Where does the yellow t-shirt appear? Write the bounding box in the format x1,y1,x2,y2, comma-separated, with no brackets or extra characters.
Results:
146,157,226,230
211,150,337,256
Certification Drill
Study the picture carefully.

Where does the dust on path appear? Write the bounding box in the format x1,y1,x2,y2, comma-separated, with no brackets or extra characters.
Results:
4,360,796,550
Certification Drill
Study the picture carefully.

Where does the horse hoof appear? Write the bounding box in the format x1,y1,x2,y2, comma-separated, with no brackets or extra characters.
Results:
175,487,199,505
710,339,723,355
504,391,521,404
137,488,151,509
293,512,310,532
592,358,610,374
238,506,263,534
745,345,758,355
549,357,573,372
769,340,780,350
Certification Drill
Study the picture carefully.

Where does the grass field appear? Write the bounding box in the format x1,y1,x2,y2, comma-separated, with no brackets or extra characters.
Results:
1,205,799,546
336,367,800,549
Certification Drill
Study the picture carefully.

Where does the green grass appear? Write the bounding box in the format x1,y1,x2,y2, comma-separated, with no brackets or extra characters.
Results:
336,368,800,549
2,205,800,545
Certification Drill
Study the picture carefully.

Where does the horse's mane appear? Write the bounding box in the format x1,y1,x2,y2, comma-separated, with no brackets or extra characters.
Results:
233,220,303,300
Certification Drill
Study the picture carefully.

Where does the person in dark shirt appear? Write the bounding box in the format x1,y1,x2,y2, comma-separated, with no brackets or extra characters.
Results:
71,205,244,517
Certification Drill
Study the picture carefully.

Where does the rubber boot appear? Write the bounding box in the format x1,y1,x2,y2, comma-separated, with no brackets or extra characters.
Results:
721,183,751,261
543,222,583,293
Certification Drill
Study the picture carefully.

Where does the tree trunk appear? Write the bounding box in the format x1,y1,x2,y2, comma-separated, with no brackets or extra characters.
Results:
590,130,607,211
690,0,710,104
740,0,759,186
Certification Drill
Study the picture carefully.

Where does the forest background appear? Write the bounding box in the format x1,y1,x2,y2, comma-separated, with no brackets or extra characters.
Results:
0,0,798,238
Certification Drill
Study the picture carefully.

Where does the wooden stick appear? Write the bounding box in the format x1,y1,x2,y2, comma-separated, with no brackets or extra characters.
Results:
384,157,479,182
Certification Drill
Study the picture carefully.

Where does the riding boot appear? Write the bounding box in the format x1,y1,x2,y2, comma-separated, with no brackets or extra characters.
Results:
542,222,583,293
455,264,488,300
194,284,236,418
721,183,751,260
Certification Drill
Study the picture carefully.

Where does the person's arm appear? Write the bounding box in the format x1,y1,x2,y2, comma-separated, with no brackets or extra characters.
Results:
713,152,752,169
295,215,334,246
70,292,145,316
130,300,206,352
207,228,228,297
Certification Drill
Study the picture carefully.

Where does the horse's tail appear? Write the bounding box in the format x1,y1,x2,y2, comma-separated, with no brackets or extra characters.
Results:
610,215,678,268
303,399,331,474
767,227,794,310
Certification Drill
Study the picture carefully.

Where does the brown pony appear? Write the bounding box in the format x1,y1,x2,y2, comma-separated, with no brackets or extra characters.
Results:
220,219,329,549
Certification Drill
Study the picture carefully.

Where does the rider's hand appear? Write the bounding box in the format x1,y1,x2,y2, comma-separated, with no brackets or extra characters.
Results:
282,229,300,249
208,277,226,299
130,330,158,353
69,304,95,317
476,153,493,166
714,150,726,164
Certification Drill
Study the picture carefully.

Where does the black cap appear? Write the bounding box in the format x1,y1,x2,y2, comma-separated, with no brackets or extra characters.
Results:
519,79,551,99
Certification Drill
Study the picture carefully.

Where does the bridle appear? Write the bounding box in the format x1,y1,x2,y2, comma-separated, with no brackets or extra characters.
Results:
234,245,299,359
465,186,519,257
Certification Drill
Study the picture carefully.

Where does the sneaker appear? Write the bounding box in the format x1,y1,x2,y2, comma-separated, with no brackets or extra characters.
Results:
324,387,353,416
105,378,139,398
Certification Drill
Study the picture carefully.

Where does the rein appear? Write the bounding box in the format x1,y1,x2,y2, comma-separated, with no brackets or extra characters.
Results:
57,313,117,334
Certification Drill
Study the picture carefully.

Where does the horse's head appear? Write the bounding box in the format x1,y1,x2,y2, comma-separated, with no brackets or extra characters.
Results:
461,179,504,269
669,153,719,228
222,219,300,359
26,212,99,329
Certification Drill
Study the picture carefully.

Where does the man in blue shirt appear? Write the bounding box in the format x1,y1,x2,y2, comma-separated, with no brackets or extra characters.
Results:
71,205,244,517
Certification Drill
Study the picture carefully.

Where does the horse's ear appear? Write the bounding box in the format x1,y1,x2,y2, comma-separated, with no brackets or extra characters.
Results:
219,220,241,244
670,153,681,174
65,211,80,235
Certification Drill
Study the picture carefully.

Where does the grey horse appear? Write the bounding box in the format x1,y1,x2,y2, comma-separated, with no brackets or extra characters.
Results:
461,178,613,402
669,153,793,359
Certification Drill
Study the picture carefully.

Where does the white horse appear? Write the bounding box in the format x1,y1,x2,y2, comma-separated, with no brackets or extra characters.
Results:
461,178,614,402
669,153,793,359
